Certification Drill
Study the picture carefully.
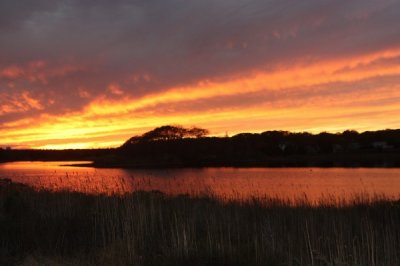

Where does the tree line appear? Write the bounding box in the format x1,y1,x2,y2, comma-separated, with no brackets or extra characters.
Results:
2,125,400,167
112,126,400,167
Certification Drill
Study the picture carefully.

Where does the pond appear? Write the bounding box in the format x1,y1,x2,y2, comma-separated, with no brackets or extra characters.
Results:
1,161,400,203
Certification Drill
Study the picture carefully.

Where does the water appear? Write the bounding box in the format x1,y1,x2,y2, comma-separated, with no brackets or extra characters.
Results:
1,161,400,202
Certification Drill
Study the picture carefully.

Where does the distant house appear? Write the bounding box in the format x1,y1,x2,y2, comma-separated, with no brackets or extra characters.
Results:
333,144,344,153
305,145,319,154
278,143,288,152
348,143,361,151
372,141,394,150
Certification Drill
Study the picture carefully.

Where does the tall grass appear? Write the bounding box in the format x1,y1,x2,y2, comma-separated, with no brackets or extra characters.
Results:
1,182,399,265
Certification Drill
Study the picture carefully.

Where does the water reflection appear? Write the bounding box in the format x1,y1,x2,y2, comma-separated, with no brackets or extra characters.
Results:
1,161,400,203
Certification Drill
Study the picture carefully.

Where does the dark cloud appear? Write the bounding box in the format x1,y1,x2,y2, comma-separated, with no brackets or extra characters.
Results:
1,0,400,123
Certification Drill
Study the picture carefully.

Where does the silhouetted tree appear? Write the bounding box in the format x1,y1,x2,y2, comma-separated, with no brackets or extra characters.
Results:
124,125,210,143
187,127,209,138
123,136,142,146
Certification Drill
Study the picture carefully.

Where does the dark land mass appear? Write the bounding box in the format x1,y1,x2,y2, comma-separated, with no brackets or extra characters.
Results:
2,126,400,168
1,180,399,265
0,148,111,163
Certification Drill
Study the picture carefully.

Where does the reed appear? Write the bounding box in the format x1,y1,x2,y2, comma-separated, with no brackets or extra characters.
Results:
1,182,399,265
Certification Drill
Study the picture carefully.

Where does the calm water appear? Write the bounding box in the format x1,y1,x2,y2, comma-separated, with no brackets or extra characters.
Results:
1,161,400,202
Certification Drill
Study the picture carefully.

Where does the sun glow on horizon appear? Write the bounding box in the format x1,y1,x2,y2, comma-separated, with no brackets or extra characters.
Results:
2,47,400,149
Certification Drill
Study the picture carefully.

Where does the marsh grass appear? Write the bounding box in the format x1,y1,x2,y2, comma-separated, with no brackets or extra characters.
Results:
1,182,399,265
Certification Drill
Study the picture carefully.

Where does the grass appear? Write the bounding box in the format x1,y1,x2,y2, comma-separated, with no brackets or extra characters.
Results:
1,182,400,265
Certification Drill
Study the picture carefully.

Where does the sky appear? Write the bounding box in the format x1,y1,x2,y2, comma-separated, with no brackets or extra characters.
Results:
1,0,400,149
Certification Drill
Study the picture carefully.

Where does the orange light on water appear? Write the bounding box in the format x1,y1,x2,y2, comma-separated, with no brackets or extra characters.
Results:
2,162,400,204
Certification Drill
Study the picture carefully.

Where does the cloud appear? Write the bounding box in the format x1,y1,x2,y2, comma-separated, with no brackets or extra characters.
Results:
0,90,43,115
1,0,400,147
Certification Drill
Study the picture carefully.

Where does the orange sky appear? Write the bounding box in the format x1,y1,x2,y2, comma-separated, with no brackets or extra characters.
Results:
1,1,400,149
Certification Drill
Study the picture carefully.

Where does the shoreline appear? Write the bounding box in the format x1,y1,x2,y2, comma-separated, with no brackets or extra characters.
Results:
4,158,400,170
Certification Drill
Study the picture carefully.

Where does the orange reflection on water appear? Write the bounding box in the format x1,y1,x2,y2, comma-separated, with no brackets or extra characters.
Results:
1,162,400,204
0,162,135,195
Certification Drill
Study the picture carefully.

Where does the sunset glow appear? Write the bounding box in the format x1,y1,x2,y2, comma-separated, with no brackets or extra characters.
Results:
1,1,400,149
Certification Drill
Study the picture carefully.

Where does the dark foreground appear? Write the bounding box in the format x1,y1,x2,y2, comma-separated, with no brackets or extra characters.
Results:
1,182,399,266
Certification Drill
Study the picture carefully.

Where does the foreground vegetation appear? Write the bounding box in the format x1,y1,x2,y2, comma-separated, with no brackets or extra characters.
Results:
1,182,400,265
